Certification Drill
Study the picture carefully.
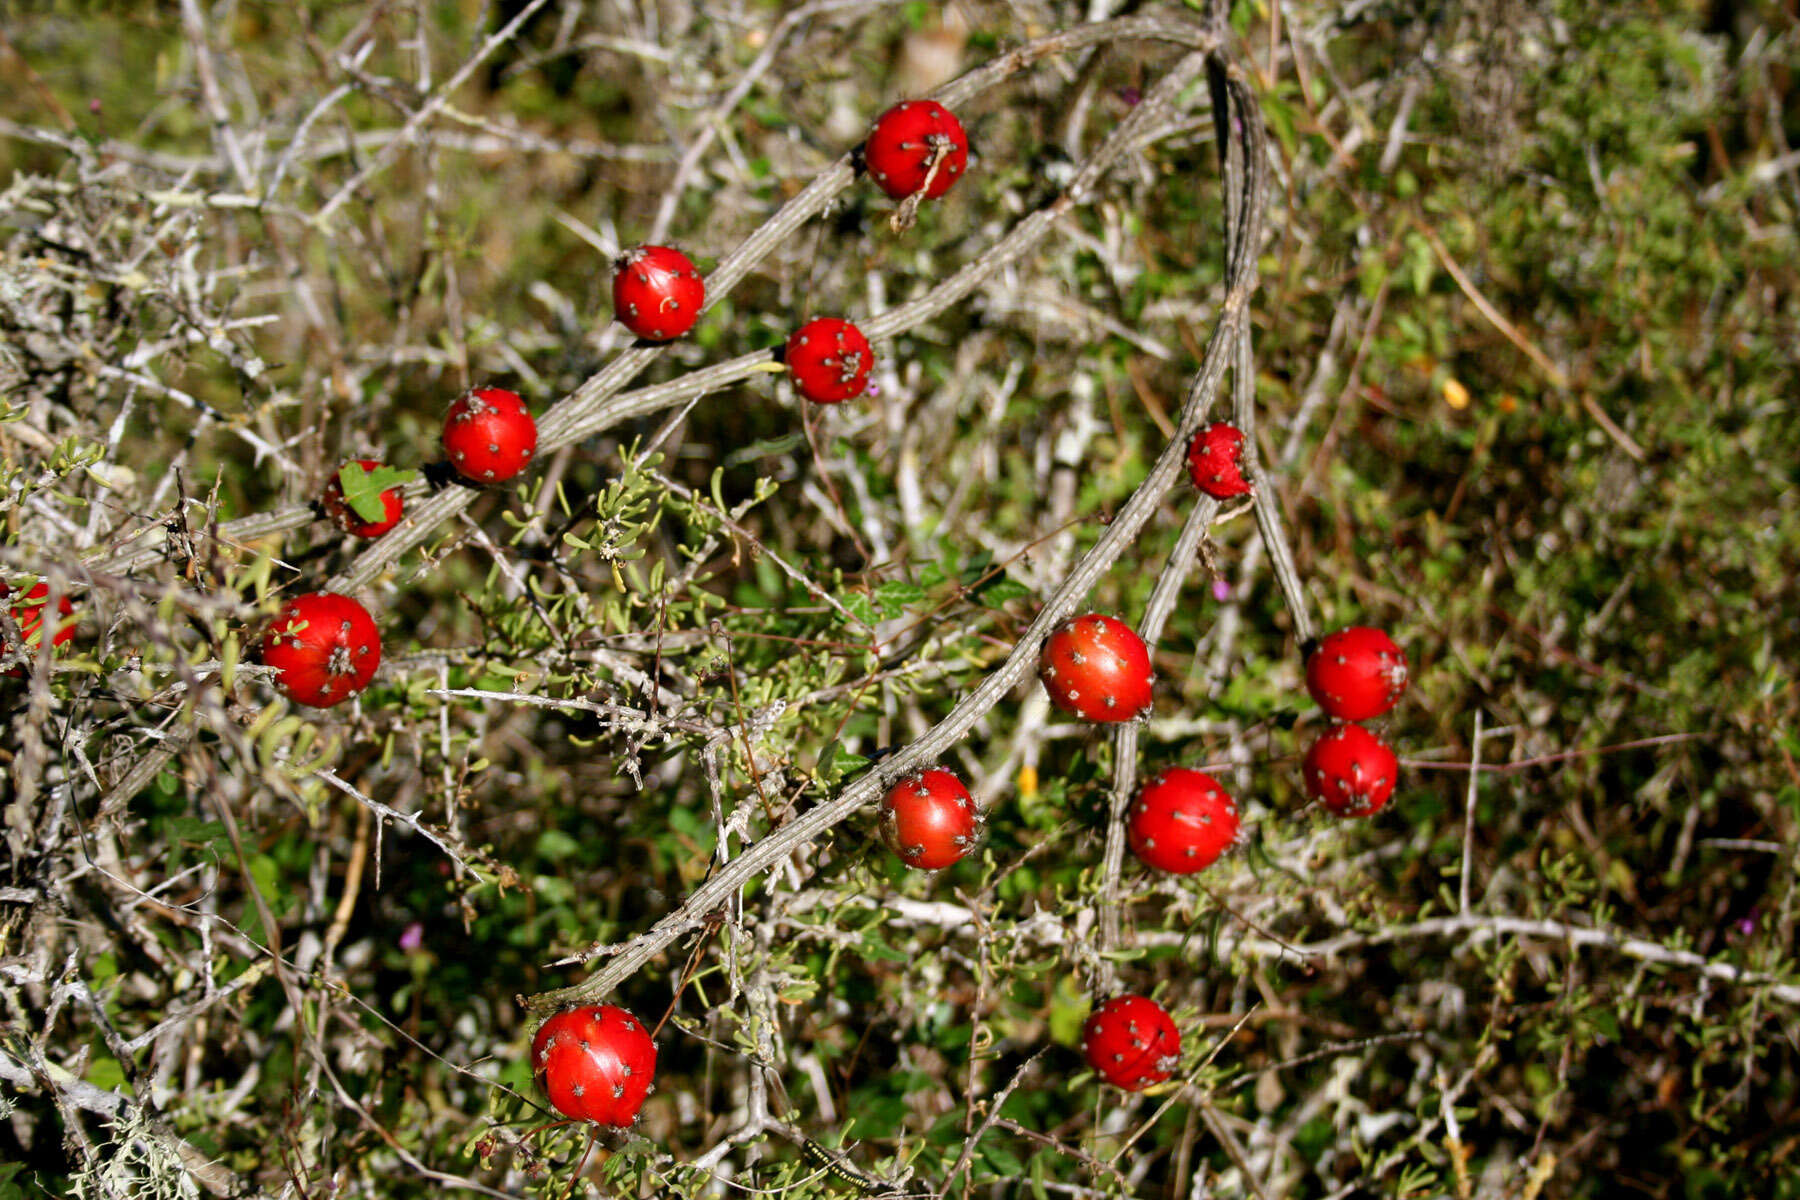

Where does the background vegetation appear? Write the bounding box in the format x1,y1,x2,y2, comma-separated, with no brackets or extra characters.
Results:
1,1,1796,1197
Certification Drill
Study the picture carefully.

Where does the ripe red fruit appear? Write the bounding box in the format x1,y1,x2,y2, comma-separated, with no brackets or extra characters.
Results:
1128,768,1241,874
1081,995,1181,1092
864,99,969,201
443,386,537,484
321,459,404,538
880,767,981,870
261,591,381,708
1186,422,1252,498
531,1004,657,1127
612,245,705,341
786,318,874,405
1038,614,1154,723
1303,722,1399,818
4,582,76,676
1304,626,1409,721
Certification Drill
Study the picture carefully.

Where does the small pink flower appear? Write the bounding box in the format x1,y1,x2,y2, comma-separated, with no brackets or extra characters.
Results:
1211,578,1231,602
399,921,424,952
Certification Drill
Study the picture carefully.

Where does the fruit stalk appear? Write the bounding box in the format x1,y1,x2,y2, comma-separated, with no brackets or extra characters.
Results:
1095,495,1225,961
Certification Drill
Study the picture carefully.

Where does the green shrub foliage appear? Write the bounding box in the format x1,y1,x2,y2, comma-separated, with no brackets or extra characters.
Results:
1,2,1795,1197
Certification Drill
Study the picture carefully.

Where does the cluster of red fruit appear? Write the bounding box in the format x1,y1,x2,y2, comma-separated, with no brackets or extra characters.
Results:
878,610,1407,1093
6,78,1393,1130
257,90,1401,1120
869,424,1408,1093
608,99,969,400
1045,613,1408,1089
257,102,976,719
6,102,973,699
259,384,541,707
377,100,967,1132
1301,625,1408,817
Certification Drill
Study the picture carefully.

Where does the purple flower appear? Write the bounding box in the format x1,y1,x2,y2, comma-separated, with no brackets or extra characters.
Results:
1118,86,1142,107
399,921,424,952
1212,578,1231,602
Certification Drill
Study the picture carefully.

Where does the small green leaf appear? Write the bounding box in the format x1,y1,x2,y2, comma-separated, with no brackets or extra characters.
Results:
779,978,819,1002
875,580,926,615
86,1056,125,1092
843,592,875,628
957,550,996,590
975,579,1031,608
336,462,415,524
981,1144,1024,1176
859,930,910,963
163,816,230,849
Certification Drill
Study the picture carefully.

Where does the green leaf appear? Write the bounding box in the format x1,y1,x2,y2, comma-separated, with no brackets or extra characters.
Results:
956,550,995,590
87,1055,125,1091
858,929,910,963
336,462,415,524
832,745,870,773
875,580,926,615
162,816,231,851
843,592,875,628
1403,231,1435,296
1261,91,1298,157
981,1143,1024,1175
779,978,819,1002
975,578,1030,608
